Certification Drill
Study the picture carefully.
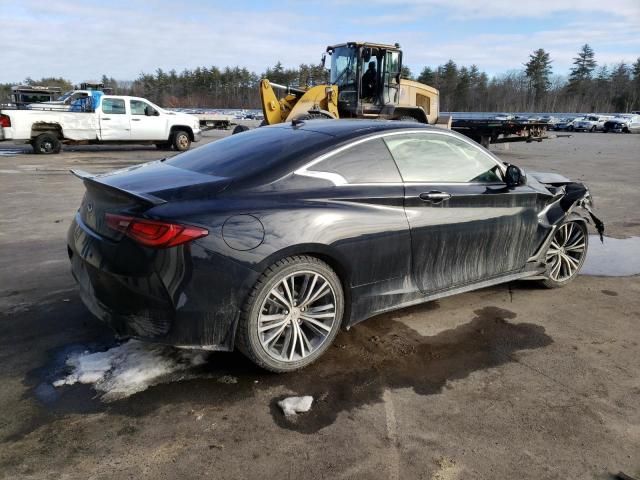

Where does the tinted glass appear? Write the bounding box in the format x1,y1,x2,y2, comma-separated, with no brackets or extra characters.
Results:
385,133,502,183
167,126,335,179
102,98,126,115
309,138,401,183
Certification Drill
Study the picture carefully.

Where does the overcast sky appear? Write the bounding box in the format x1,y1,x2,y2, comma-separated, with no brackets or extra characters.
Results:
1,0,639,84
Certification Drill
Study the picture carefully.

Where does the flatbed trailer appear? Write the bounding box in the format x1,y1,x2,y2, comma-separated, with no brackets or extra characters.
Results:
193,113,233,130
451,119,550,148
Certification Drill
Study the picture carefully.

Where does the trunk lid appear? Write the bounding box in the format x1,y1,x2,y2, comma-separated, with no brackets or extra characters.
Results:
72,161,230,240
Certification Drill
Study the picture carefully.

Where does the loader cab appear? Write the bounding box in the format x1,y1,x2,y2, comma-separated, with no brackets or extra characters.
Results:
327,42,403,118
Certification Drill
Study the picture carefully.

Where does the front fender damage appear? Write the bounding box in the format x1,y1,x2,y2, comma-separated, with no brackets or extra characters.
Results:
527,173,605,269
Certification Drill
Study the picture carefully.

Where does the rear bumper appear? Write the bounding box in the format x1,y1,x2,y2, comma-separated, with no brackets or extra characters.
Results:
67,213,256,350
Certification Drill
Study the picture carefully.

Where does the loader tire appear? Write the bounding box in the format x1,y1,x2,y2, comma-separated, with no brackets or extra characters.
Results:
232,125,250,135
32,133,61,154
295,112,333,121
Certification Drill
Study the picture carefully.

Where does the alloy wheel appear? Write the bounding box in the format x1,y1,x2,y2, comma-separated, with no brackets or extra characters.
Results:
258,270,337,363
545,222,587,282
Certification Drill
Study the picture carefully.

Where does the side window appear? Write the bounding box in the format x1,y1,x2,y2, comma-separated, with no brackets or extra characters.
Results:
130,99,154,115
102,98,126,115
384,133,502,183
308,138,401,183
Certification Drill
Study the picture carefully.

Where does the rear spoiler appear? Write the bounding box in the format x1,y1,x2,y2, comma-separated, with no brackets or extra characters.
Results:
70,169,167,207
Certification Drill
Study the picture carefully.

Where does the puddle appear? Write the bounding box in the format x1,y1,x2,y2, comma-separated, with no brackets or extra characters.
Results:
581,235,640,277
23,304,552,436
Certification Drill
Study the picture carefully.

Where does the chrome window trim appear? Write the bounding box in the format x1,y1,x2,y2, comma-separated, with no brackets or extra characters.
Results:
294,129,507,186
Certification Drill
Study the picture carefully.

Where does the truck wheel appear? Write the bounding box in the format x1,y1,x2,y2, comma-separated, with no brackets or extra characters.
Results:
172,130,191,151
32,133,61,154
235,255,344,372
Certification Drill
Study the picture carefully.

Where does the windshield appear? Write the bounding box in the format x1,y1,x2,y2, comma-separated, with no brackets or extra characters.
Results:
329,46,357,88
57,91,74,102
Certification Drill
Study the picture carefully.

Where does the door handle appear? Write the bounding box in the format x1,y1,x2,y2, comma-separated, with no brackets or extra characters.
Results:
419,191,451,204
131,118,141,121
102,117,111,120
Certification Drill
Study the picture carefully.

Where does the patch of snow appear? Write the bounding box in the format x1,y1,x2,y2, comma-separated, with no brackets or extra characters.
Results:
52,340,209,401
278,396,313,416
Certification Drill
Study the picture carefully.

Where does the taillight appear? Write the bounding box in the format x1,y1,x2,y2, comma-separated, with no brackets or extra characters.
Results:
0,114,11,128
105,213,208,248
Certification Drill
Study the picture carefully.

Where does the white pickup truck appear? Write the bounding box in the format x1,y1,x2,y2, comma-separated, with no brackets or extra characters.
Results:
0,93,201,154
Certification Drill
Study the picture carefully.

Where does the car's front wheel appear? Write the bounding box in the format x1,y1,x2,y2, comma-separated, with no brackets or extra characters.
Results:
236,255,344,372
541,220,588,288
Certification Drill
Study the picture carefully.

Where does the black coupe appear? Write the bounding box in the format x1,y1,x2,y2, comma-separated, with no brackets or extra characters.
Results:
68,120,602,372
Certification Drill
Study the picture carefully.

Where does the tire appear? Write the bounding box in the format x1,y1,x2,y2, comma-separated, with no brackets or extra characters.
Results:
602,128,608,133
540,220,588,289
568,126,574,132
32,133,61,154
398,115,419,123
232,124,250,135
236,255,344,372
590,126,596,132
294,112,334,121
172,130,191,151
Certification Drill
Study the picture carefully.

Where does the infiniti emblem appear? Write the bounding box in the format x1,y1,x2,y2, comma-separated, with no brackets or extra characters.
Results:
86,202,94,213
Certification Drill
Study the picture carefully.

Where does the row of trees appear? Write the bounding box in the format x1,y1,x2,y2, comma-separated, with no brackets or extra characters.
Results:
417,45,640,112
2,45,639,113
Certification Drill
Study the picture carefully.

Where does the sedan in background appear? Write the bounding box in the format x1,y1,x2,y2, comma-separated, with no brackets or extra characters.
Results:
68,120,603,372
554,117,582,131
603,115,640,133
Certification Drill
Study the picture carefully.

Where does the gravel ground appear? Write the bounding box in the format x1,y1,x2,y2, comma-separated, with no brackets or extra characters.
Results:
0,128,638,479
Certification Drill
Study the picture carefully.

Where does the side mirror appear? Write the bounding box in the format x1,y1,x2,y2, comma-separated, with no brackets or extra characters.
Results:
505,164,526,188
362,47,371,63
144,106,152,116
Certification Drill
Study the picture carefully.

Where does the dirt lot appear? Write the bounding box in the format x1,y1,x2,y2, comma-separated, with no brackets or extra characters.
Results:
0,129,639,479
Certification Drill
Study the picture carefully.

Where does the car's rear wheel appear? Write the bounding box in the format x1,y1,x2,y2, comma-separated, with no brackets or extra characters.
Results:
236,255,344,372
590,126,597,132
541,220,588,289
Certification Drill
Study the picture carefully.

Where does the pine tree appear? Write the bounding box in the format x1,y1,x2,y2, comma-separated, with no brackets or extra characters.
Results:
524,48,552,109
417,66,435,85
569,44,597,82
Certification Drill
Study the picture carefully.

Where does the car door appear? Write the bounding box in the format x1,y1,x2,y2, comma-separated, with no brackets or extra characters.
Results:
129,99,167,140
384,131,540,294
98,97,130,140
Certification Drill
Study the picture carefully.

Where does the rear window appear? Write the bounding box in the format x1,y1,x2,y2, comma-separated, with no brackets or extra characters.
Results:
167,126,334,178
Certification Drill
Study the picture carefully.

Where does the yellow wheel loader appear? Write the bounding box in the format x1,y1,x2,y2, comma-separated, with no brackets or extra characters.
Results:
256,41,440,128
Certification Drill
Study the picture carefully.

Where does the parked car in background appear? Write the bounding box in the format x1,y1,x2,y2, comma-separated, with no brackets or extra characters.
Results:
554,117,583,131
573,115,607,132
539,115,559,128
603,115,640,133
67,120,603,372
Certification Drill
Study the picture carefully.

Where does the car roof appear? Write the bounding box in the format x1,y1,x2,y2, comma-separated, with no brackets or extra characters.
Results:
268,119,432,142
